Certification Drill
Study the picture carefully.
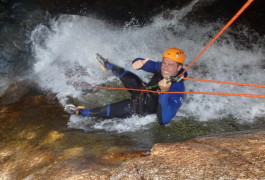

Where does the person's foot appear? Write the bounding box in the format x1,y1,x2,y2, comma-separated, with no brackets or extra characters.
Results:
64,104,85,115
95,53,109,72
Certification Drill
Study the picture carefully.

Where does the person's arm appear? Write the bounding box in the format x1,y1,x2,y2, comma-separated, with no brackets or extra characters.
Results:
157,81,185,125
132,58,161,73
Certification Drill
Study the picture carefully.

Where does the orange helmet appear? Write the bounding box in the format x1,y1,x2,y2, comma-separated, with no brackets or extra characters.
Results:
162,48,185,64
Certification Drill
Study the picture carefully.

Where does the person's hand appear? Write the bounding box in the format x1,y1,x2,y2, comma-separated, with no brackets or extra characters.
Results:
132,58,150,70
158,78,171,92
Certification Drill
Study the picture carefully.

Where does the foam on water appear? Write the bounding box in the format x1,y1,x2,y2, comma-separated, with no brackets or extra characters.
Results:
30,0,265,132
68,114,156,133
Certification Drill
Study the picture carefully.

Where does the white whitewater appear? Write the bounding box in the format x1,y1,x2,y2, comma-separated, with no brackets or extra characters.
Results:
30,0,265,133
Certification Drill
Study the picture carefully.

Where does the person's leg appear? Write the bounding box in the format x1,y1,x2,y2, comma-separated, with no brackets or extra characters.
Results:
105,62,145,98
79,99,135,118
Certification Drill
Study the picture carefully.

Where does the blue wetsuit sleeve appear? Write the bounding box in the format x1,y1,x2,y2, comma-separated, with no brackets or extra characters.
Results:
157,81,185,125
132,58,161,73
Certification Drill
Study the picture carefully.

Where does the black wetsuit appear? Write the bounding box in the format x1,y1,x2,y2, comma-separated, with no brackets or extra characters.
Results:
79,59,186,125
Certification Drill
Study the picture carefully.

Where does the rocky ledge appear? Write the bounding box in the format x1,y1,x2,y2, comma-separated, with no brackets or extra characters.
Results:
111,130,265,179
0,81,264,179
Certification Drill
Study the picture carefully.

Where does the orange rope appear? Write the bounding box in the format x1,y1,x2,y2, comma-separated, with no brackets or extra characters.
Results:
180,0,254,77
72,81,265,99
183,77,265,88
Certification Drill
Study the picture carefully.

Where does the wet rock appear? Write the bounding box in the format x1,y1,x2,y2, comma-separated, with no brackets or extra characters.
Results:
0,142,55,180
111,130,265,179
37,0,265,35
38,0,191,22
101,150,150,163
1,89,265,179
0,93,146,179
0,80,32,105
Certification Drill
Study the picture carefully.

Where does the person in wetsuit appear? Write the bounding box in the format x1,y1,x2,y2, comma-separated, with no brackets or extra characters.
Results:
70,48,187,125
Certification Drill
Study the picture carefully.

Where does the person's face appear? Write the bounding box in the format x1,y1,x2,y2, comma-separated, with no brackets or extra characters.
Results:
161,58,182,78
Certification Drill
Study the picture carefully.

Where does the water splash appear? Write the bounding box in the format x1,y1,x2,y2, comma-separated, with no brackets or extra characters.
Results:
68,114,156,133
30,0,265,133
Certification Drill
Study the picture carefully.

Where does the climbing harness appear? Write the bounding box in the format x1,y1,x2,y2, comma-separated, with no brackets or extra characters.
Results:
146,75,184,90
171,75,184,83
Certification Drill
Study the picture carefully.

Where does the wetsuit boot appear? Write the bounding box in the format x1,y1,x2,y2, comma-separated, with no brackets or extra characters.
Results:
64,104,85,115
96,53,109,71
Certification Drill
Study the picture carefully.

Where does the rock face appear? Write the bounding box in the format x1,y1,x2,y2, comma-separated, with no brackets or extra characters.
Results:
0,89,147,180
0,83,264,179
38,0,190,21
36,0,265,34
111,130,265,179
0,80,32,105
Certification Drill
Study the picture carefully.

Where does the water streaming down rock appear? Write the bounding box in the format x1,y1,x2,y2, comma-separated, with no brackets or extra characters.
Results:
1,0,265,179
28,0,265,133
1,0,265,133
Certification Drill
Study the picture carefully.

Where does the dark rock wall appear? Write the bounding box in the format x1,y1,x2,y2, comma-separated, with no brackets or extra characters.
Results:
36,0,265,34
